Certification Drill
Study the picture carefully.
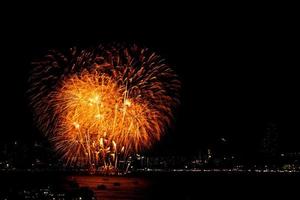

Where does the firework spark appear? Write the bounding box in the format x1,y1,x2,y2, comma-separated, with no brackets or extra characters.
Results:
28,44,180,170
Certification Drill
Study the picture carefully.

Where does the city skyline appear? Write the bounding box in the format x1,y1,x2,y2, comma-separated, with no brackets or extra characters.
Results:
1,5,300,199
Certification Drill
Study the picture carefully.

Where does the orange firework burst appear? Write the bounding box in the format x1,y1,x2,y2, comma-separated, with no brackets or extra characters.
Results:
28,44,180,169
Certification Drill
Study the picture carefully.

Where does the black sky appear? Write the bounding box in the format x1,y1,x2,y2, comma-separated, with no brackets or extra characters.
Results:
1,6,300,157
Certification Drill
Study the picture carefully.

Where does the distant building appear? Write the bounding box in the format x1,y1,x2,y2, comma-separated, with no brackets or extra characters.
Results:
260,122,280,164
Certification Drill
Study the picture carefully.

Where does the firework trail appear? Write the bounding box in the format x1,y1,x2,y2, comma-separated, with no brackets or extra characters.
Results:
28,44,180,170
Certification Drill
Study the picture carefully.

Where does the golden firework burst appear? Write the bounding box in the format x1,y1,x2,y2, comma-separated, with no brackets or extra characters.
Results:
28,44,180,169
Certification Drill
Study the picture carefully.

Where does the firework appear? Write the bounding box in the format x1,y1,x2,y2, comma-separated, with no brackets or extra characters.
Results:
28,44,180,171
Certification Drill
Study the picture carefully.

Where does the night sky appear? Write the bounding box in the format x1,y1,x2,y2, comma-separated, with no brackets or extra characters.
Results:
1,7,299,159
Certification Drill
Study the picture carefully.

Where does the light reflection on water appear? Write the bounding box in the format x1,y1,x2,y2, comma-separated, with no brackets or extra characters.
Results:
1,172,299,199
67,176,151,200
